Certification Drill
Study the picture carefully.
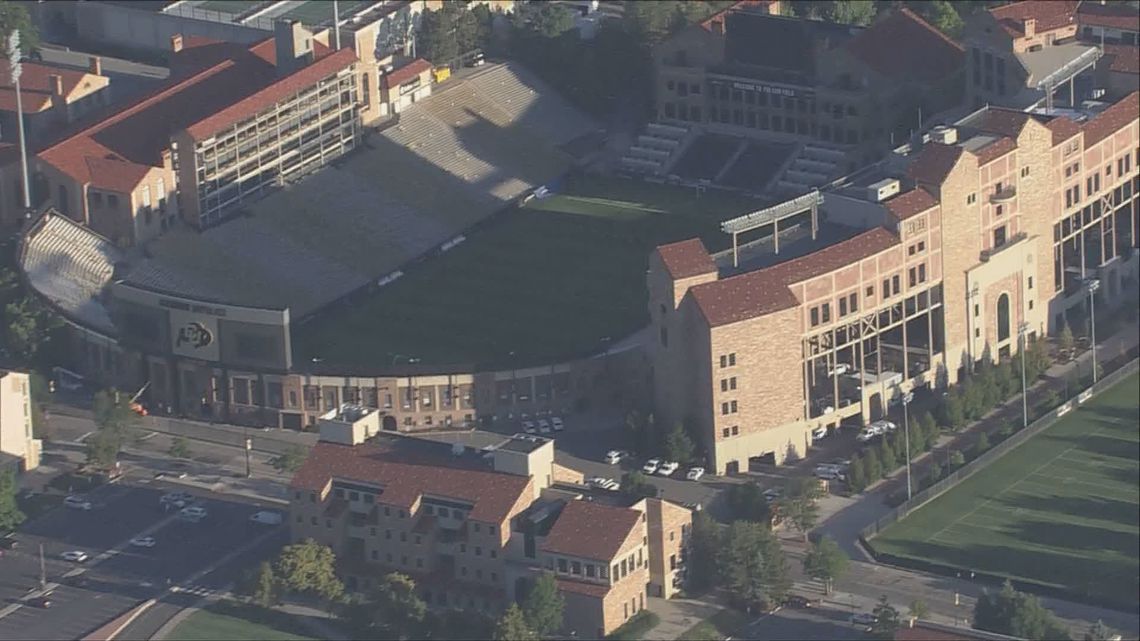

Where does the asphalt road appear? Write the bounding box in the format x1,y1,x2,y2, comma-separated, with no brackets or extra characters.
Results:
746,605,867,641
0,478,286,641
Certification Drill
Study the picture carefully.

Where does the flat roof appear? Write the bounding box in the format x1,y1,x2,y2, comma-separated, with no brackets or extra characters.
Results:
499,435,550,454
1016,41,1101,88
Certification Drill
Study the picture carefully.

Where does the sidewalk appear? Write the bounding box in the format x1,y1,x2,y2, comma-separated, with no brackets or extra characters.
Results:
643,594,724,641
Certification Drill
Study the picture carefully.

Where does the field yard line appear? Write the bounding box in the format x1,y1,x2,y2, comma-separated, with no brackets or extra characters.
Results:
1021,474,1137,496
923,428,1102,544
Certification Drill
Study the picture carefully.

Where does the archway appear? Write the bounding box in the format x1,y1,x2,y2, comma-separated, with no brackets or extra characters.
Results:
382,415,397,431
997,293,1011,343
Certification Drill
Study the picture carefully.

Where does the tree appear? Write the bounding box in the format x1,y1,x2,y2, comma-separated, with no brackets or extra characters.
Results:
863,447,882,482
878,438,897,477
1058,320,1075,358
908,599,929,623
1084,620,1116,641
85,430,121,469
909,0,964,37
370,572,427,640
802,536,848,595
620,471,658,500
663,423,695,465
688,511,722,592
522,572,564,638
726,482,771,524
870,595,901,640
718,521,789,607
847,455,868,493
0,4,39,58
975,580,1071,640
0,470,25,533
993,360,1015,399
275,539,344,606
419,6,459,65
516,1,575,38
251,561,278,608
949,450,965,469
493,603,535,641
777,477,823,542
974,432,990,456
919,412,939,450
828,0,877,25
942,391,966,430
271,446,307,474
168,436,190,459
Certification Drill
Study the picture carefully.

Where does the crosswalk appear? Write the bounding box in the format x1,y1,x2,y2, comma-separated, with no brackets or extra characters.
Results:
172,583,216,598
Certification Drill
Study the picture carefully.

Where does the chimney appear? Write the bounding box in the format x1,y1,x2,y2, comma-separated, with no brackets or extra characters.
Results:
274,19,314,77
171,33,184,53
1023,17,1036,38
49,74,63,97
88,56,102,75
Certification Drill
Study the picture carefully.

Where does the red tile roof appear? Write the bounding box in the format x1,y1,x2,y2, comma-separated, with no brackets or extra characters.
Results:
290,440,532,523
907,142,966,186
38,36,355,191
690,227,899,327
555,578,611,598
656,238,717,279
974,136,1017,165
989,1,1080,37
844,8,964,82
971,108,1032,139
542,500,642,561
381,58,432,91
1077,1,1140,32
884,187,937,221
699,0,779,31
1040,115,1082,146
1082,90,1140,146
0,58,95,114
1101,44,1140,74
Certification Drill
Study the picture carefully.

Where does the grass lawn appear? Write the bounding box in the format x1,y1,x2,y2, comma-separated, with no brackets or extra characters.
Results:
606,610,660,640
293,174,761,370
677,608,751,641
871,372,1140,607
167,601,315,641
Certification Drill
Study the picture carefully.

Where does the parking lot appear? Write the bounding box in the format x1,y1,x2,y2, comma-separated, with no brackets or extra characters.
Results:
0,479,285,641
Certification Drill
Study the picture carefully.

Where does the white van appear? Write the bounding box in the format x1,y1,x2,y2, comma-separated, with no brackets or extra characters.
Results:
249,511,283,526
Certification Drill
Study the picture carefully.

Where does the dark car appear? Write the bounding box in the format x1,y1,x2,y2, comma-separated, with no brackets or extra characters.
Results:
0,537,16,550
28,595,52,609
64,574,88,588
784,595,814,608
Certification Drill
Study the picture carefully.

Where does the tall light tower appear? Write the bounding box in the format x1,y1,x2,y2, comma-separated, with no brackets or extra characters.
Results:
1085,278,1100,383
7,31,32,212
1018,322,1029,429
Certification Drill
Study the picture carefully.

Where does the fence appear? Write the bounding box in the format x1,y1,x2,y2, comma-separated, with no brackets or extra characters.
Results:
860,357,1139,540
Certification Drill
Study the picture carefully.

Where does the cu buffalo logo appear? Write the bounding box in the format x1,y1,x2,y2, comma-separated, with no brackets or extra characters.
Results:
176,322,213,350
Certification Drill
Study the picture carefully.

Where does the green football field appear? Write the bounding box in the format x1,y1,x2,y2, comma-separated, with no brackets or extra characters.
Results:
292,174,762,370
871,372,1140,606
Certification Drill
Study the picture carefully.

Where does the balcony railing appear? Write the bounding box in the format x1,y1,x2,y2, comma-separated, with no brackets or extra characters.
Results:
990,185,1017,203
980,231,1028,262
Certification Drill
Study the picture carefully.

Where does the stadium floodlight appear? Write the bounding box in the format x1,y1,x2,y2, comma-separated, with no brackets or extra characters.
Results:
720,190,823,267
7,31,31,211
1084,278,1100,383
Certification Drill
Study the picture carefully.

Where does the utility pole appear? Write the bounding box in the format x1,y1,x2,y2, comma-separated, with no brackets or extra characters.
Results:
1019,323,1029,429
245,434,252,478
39,543,46,592
8,32,32,212
333,0,341,50
902,391,914,501
1086,278,1100,383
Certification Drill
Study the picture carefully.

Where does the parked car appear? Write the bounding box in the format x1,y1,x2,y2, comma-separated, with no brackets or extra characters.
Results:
64,496,92,511
551,417,564,431
657,461,679,476
537,420,551,434
642,459,661,475
0,537,18,550
811,426,828,441
851,612,877,628
587,476,619,491
160,492,193,509
467,51,486,67
179,506,207,521
685,467,705,481
27,595,52,609
856,427,879,443
814,465,842,480
522,421,536,434
604,450,625,465
784,595,814,609
61,550,89,563
129,536,156,548
249,511,284,526
871,419,897,433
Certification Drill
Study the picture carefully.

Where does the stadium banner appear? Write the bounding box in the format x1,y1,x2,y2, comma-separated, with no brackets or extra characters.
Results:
169,309,221,361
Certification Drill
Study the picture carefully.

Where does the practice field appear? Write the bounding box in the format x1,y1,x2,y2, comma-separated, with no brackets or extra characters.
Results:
292,174,763,370
871,372,1140,606
168,601,315,641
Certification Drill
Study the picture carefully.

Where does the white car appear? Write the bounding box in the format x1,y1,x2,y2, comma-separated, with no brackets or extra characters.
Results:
522,421,536,434
249,511,283,526
856,427,879,442
872,419,898,433
61,550,89,563
642,459,661,475
551,417,564,431
160,492,193,509
129,536,156,548
179,506,207,521
814,465,842,480
685,467,705,481
587,477,619,491
64,496,92,511
604,450,625,465
537,420,551,434
811,426,828,441
657,461,679,477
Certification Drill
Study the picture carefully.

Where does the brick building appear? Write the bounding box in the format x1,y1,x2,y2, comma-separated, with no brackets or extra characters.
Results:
0,369,40,472
652,4,964,168
30,20,358,246
288,412,691,638
649,91,1140,474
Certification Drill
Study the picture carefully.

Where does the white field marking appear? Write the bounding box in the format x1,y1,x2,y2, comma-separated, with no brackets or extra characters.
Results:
923,429,1102,545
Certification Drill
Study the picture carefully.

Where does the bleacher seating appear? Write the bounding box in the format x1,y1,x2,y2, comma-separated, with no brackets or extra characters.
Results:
465,63,597,146
774,142,848,196
621,122,690,174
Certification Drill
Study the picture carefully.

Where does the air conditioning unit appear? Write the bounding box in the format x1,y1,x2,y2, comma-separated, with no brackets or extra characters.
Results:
930,125,958,145
866,178,901,203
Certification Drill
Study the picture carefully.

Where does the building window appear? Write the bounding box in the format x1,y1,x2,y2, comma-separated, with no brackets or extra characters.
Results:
995,204,1003,217
730,400,738,413
839,297,848,316
849,293,858,313
731,425,739,435
821,303,830,323
866,286,874,297
1028,276,1033,290
994,226,1007,247
572,561,581,575
558,558,568,572
810,307,820,326
918,264,926,283
721,402,730,415
1021,166,1030,177
882,279,890,298
723,428,730,438
967,193,976,205
892,275,900,295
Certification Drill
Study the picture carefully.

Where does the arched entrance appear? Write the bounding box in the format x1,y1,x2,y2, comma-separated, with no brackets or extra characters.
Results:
997,293,1011,343
868,392,884,419
382,415,397,431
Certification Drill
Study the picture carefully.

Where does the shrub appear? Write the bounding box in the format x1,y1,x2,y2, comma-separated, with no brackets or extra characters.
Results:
974,432,991,456
949,450,965,469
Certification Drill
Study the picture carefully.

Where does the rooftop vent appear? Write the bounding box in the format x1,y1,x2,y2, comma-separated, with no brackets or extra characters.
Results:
866,178,901,203
930,126,958,145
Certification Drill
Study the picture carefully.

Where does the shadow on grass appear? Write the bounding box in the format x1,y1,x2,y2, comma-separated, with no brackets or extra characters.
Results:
1011,519,1138,554
998,494,1140,530
1053,432,1140,461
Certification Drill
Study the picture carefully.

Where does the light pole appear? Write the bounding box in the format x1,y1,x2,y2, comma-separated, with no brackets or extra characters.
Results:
1018,322,1029,429
1085,278,1100,383
902,391,914,501
7,32,32,213
244,435,252,478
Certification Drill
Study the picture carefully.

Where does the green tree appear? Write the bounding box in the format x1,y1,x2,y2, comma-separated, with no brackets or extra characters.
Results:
93,388,140,437
726,482,771,524
919,411,939,450
718,521,790,607
271,445,307,474
522,572,564,637
0,469,25,533
663,423,695,465
828,0,877,25
688,511,722,592
85,430,121,469
975,580,1071,640
252,561,278,608
878,438,897,477
370,572,427,640
863,447,882,482
942,391,965,430
0,4,39,58
908,598,929,623
275,539,344,606
949,450,965,469
1058,320,1075,357
419,6,459,65
1084,619,1116,641
847,455,868,493
516,1,575,38
168,435,190,459
909,0,964,37
994,360,1015,399
620,471,658,500
870,595,901,640
802,536,848,595
493,603,535,641
777,477,823,542
974,432,990,456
